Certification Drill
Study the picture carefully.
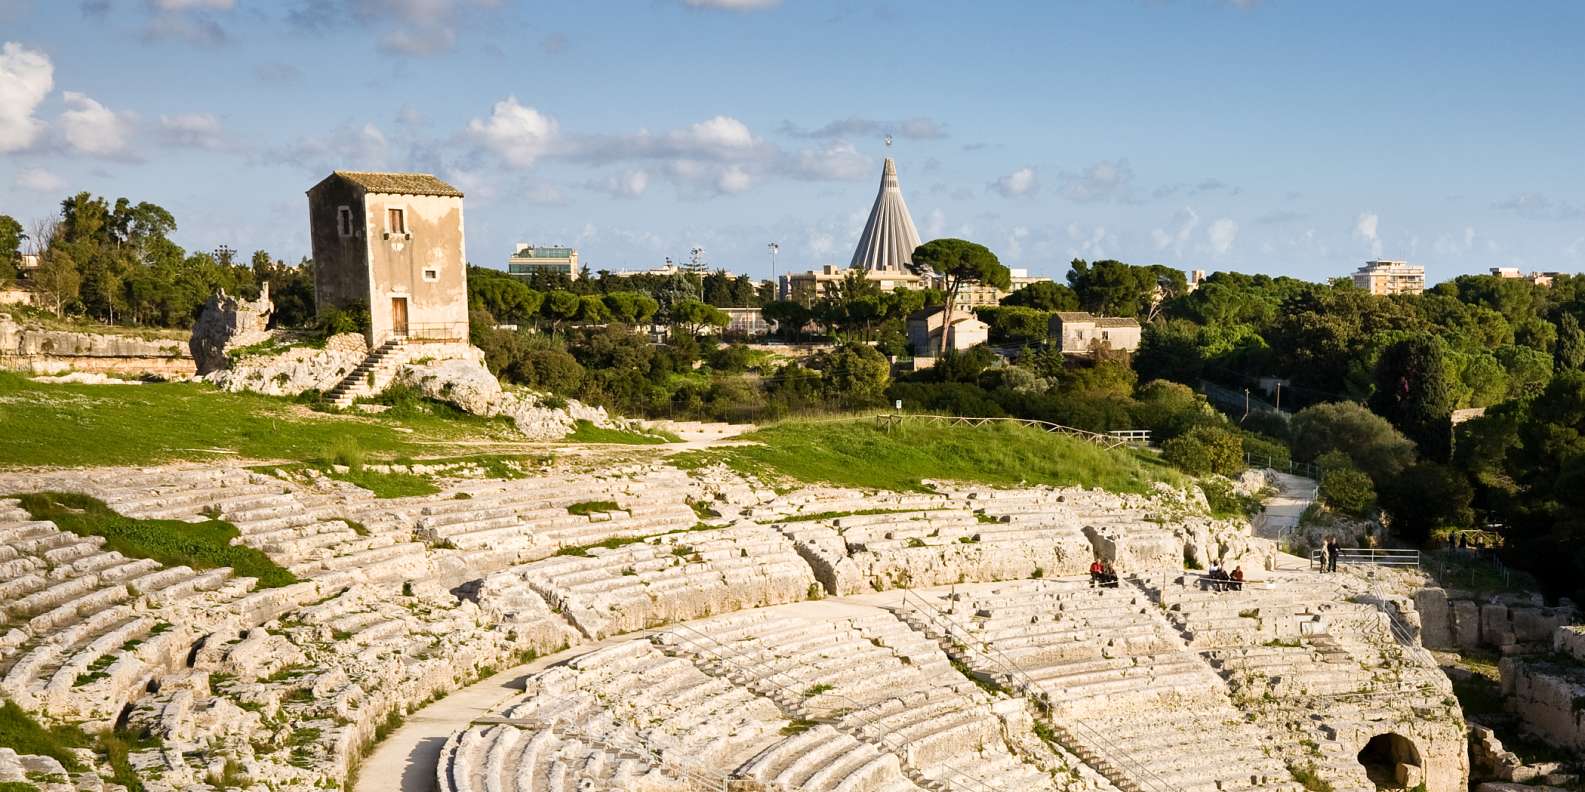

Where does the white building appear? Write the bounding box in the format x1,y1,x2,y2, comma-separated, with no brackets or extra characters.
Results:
1351,260,1425,295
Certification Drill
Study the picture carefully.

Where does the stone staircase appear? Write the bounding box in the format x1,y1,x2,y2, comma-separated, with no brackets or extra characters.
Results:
327,339,405,408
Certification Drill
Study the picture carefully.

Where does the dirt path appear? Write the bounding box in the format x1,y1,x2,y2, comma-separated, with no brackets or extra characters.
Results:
1255,471,1318,570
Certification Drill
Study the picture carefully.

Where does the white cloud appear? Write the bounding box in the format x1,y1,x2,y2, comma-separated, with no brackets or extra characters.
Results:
780,116,945,140
1207,218,1238,255
0,41,53,153
989,166,1038,198
682,0,779,9
159,112,225,149
1005,225,1030,260
14,166,62,192
269,121,389,172
925,208,946,238
1150,206,1200,256
789,141,869,181
1493,193,1585,222
467,96,558,168
289,0,503,56
680,115,754,149
1065,222,1111,259
60,91,134,157
590,169,650,198
1354,212,1383,257
1059,158,1135,203
716,164,752,194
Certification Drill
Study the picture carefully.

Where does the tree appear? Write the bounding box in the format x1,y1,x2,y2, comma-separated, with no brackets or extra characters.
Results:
1378,462,1473,545
1319,465,1376,517
1369,335,1457,461
762,301,811,342
1290,401,1417,482
820,342,891,406
0,214,23,285
28,219,78,317
1161,425,1244,477
1556,313,1585,373
1001,280,1078,311
907,238,1010,355
671,299,730,337
542,290,581,333
1067,259,1187,319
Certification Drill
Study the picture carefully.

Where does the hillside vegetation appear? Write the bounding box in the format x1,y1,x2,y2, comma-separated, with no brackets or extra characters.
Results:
676,418,1184,494
0,371,520,468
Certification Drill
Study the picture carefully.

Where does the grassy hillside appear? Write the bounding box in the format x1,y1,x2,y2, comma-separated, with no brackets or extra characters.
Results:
0,371,520,468
675,418,1184,493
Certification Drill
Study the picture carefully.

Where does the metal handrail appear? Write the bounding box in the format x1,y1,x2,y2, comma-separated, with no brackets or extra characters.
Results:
896,588,1177,792
1309,548,1420,569
663,621,1003,792
875,413,1149,450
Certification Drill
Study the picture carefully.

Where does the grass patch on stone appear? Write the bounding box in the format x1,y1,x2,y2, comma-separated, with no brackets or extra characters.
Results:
0,699,87,772
322,467,441,498
773,507,940,524
675,419,1184,494
15,492,297,589
0,371,518,469
567,500,619,516
564,420,679,445
1287,763,1334,792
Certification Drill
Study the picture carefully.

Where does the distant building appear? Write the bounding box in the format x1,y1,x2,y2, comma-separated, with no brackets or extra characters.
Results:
958,267,1053,310
1351,260,1425,295
508,244,579,280
779,264,923,305
17,253,39,273
717,307,769,338
1049,311,1141,356
1491,267,1561,287
306,171,469,346
908,306,988,356
1187,269,1207,292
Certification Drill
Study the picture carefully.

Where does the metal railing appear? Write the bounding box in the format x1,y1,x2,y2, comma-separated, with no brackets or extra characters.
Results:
1309,548,1420,570
875,413,1150,450
896,588,1177,792
1244,451,1320,479
661,621,1003,792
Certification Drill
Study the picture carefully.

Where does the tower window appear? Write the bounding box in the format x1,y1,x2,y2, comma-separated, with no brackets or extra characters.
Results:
387,207,406,235
422,268,439,282
336,206,353,237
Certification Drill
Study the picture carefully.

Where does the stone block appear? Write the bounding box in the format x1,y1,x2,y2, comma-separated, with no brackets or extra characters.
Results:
1415,588,1452,649
1453,599,1483,649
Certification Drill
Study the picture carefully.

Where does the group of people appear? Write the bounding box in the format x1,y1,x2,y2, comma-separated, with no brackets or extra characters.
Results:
1088,559,1120,588
1205,560,1245,592
1320,536,1341,573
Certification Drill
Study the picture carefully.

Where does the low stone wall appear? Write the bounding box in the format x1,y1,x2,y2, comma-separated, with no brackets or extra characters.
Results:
0,313,194,377
1414,587,1575,652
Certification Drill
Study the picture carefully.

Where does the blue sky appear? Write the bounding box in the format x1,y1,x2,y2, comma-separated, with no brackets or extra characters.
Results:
2,0,1583,284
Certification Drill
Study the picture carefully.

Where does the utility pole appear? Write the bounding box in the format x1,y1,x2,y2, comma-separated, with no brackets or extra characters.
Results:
1243,388,1250,422
1275,382,1282,412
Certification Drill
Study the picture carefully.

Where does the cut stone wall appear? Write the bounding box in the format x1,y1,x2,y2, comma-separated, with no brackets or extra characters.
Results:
0,312,195,377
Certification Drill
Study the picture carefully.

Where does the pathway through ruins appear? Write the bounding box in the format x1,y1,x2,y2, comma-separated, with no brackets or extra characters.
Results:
1255,470,1318,570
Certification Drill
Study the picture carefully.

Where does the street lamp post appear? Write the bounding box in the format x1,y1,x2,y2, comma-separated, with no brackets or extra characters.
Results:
767,242,780,299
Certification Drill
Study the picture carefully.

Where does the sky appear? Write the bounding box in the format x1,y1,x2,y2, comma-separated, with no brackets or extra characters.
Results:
1,0,1583,285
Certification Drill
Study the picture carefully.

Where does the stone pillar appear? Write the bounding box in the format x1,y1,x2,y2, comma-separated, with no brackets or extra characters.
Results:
1415,588,1452,649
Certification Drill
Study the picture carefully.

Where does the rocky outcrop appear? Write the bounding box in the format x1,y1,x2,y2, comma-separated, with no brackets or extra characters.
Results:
397,355,615,440
206,332,369,396
1414,588,1576,652
189,285,273,374
0,311,194,377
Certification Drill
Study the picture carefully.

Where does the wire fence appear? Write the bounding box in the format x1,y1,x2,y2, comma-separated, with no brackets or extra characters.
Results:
875,413,1151,450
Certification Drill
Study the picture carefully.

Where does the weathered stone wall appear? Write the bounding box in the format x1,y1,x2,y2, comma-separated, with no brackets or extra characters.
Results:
0,312,195,377
1413,587,1575,652
206,332,368,395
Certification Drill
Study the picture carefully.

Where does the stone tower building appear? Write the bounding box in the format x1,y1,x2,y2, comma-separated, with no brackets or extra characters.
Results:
306,171,469,347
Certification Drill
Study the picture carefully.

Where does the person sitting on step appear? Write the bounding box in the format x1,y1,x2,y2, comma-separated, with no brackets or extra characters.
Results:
1089,559,1106,588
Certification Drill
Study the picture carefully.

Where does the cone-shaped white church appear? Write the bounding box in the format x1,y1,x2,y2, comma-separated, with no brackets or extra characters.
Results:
849,158,922,274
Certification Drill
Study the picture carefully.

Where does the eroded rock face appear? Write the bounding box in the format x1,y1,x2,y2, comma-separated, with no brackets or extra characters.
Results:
396,357,502,415
0,311,193,377
206,332,368,396
190,286,274,375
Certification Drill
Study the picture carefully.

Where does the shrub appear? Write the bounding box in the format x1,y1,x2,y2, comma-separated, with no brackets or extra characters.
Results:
1378,462,1474,545
1319,465,1376,517
1241,433,1292,470
1162,425,1245,476
314,303,370,337
1291,401,1417,481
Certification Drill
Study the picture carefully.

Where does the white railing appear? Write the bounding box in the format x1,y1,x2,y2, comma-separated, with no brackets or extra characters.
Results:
1309,548,1420,570
875,413,1149,450
896,588,1177,792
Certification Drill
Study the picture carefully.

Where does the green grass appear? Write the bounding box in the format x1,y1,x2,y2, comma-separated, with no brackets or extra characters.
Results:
673,419,1186,494
0,371,519,469
1287,763,1334,792
567,500,620,516
15,492,297,589
0,782,41,792
772,507,941,524
0,699,86,772
564,419,679,445
322,467,441,498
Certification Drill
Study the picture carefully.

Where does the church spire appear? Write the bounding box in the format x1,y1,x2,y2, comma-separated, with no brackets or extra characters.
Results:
849,156,921,274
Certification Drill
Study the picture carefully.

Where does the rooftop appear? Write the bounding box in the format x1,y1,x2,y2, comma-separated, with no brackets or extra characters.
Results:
314,171,464,197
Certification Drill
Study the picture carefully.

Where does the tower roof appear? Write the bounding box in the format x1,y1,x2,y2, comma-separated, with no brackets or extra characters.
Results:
849,157,921,273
